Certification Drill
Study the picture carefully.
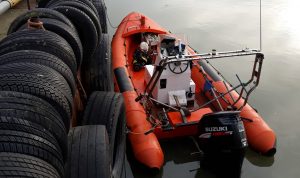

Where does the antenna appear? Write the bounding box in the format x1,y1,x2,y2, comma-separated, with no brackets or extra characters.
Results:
259,0,262,51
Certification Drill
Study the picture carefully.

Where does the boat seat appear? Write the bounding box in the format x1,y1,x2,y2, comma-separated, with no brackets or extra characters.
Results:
167,107,213,126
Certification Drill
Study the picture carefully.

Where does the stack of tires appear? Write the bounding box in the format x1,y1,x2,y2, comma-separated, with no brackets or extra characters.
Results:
0,0,125,178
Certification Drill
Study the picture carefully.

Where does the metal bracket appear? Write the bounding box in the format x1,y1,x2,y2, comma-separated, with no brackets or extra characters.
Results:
138,49,263,120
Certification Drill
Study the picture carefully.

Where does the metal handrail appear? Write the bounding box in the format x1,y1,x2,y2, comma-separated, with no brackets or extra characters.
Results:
137,49,264,115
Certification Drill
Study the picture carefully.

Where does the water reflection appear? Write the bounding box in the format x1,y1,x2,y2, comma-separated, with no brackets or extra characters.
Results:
125,138,216,178
273,0,300,53
124,137,248,178
245,149,274,167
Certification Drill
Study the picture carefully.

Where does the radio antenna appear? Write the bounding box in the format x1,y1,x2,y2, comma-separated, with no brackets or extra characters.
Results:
259,0,262,51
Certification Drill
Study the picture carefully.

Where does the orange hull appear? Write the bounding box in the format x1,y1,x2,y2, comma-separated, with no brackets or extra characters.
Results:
112,12,276,169
112,12,165,169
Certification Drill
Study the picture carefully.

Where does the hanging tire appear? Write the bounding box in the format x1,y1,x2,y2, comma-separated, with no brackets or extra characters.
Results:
0,116,63,160
0,152,60,178
0,62,73,109
0,63,72,127
82,91,126,178
46,0,99,20
90,0,108,33
47,0,101,45
0,29,77,76
38,0,50,7
0,50,76,96
0,91,68,157
66,125,111,178
7,8,75,34
51,6,98,62
0,130,64,177
77,0,100,19
17,18,83,67
82,34,113,94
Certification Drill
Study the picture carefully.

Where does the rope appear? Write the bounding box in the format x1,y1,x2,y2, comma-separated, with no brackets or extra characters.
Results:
107,11,118,29
125,121,160,135
103,0,118,29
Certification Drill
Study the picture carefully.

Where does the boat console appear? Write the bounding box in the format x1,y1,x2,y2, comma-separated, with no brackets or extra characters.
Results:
145,34,195,106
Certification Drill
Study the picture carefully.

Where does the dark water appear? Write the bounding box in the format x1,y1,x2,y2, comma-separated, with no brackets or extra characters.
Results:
105,0,300,177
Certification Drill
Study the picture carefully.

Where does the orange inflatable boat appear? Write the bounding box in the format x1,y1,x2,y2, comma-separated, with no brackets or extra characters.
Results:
112,12,276,170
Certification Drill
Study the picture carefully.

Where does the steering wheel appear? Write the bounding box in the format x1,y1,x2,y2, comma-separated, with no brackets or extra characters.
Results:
168,61,189,74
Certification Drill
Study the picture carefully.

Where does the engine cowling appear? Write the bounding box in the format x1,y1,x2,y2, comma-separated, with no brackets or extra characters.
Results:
198,111,248,178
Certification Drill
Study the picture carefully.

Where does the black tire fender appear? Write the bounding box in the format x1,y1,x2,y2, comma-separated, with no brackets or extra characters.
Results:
7,8,75,34
0,29,77,75
0,91,68,157
0,152,60,178
0,116,63,160
82,91,126,178
48,0,101,46
52,5,98,62
0,50,76,96
46,0,99,19
90,0,108,33
0,130,64,177
66,125,111,178
0,63,72,128
82,34,113,94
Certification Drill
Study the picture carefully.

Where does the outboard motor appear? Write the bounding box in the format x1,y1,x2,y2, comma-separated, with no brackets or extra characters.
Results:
198,111,247,178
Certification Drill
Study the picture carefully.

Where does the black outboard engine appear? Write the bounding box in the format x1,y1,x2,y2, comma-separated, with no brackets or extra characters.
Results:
198,111,247,178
